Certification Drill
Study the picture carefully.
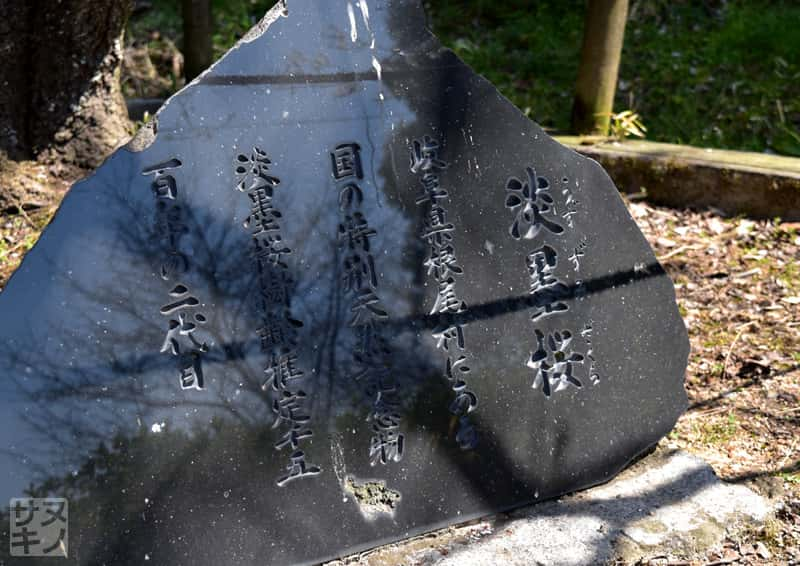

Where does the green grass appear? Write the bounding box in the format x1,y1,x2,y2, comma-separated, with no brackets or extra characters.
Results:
128,0,800,155
428,0,800,155
695,411,740,445
778,471,800,484
128,0,275,60
425,0,585,128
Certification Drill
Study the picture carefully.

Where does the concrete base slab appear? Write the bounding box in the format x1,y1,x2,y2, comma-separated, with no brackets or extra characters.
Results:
330,449,772,565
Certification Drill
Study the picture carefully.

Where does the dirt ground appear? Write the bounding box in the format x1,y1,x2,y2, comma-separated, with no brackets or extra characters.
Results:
0,170,798,564
626,195,800,565
0,160,74,286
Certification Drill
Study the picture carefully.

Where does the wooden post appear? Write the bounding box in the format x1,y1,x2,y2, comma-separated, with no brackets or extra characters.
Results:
571,0,629,136
182,0,213,82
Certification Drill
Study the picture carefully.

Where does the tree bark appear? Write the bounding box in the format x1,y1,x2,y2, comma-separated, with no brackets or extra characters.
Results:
0,0,133,169
0,2,34,162
182,0,213,82
571,0,629,136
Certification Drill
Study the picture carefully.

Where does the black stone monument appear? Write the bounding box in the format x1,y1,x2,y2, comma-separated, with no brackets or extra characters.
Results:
0,1,689,564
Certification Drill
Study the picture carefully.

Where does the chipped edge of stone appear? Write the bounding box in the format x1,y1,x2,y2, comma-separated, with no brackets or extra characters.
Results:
241,0,288,42
126,122,156,152
124,0,289,153
343,476,402,520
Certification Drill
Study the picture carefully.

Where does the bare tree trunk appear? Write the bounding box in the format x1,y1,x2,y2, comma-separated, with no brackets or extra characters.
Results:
0,0,133,169
571,0,629,136
0,3,33,162
182,0,213,82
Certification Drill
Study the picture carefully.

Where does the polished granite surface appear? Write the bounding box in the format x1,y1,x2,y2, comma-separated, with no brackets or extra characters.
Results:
0,1,688,564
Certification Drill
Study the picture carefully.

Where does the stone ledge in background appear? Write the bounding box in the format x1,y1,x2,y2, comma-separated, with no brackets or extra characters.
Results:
558,137,800,222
